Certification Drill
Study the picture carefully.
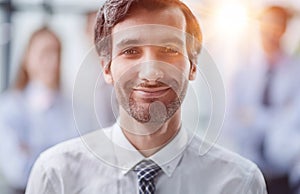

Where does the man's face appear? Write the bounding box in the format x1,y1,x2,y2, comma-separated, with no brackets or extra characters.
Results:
102,7,196,124
260,11,287,52
27,32,60,88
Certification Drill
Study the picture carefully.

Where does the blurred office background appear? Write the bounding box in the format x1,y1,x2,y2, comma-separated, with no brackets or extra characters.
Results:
0,0,300,193
1,0,300,98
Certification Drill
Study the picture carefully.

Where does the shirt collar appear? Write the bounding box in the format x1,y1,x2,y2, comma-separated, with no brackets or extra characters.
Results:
110,122,188,177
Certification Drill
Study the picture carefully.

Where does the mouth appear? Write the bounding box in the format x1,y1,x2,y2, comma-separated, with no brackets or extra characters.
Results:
133,86,171,99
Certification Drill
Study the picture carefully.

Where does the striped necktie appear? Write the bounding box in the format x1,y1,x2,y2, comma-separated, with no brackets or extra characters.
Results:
134,160,161,194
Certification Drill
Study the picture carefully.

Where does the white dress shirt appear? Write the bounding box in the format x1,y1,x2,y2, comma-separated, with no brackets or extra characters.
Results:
26,123,266,194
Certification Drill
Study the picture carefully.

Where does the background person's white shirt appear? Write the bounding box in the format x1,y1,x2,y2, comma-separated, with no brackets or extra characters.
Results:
26,123,267,194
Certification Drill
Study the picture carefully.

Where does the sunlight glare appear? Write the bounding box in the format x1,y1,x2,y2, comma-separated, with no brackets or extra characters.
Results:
213,3,249,36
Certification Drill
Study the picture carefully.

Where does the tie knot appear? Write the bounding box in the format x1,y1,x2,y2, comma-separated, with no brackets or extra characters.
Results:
135,160,161,182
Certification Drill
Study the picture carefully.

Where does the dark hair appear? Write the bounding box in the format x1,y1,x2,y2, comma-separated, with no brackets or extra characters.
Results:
14,27,61,90
94,0,202,64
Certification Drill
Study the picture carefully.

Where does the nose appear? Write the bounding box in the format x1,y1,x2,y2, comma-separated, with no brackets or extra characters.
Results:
138,62,164,82
138,47,164,82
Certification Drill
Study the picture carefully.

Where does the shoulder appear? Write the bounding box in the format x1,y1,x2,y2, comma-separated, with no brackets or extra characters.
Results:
0,90,25,119
183,135,266,192
26,127,116,193
187,135,261,172
187,136,254,165
26,136,88,193
35,137,88,170
34,126,113,169
0,90,23,109
27,129,107,187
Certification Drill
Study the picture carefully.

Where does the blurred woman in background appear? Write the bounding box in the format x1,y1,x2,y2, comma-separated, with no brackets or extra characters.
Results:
0,27,78,194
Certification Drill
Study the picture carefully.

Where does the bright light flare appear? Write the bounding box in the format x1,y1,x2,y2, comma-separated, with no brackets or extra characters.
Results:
213,3,249,35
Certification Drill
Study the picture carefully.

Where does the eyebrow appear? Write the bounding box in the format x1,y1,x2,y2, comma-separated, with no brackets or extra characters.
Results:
116,39,142,49
115,37,185,49
161,37,185,46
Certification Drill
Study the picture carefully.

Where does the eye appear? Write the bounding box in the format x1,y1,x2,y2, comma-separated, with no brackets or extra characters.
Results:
160,46,179,55
122,48,140,55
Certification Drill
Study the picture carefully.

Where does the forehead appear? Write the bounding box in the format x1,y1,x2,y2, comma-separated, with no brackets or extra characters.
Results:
261,11,287,26
110,7,187,49
31,33,59,49
112,7,186,34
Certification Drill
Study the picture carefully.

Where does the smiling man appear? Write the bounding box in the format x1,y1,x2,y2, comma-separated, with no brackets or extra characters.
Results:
26,0,267,193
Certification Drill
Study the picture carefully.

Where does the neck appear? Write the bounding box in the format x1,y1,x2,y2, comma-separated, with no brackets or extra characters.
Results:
265,47,282,65
263,41,281,60
119,107,181,157
30,78,58,91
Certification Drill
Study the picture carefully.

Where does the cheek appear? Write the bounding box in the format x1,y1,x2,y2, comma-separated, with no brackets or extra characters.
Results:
172,58,191,78
44,53,60,71
27,52,39,66
110,60,136,83
110,56,191,83
26,57,40,75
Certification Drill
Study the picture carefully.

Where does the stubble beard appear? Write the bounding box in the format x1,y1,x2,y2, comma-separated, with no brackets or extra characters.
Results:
127,86,187,124
128,98,181,124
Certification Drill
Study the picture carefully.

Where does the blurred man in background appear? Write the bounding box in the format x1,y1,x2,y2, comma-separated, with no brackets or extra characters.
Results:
225,5,300,194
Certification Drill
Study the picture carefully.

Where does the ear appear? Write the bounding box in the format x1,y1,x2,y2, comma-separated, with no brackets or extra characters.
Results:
189,62,197,80
100,58,113,84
